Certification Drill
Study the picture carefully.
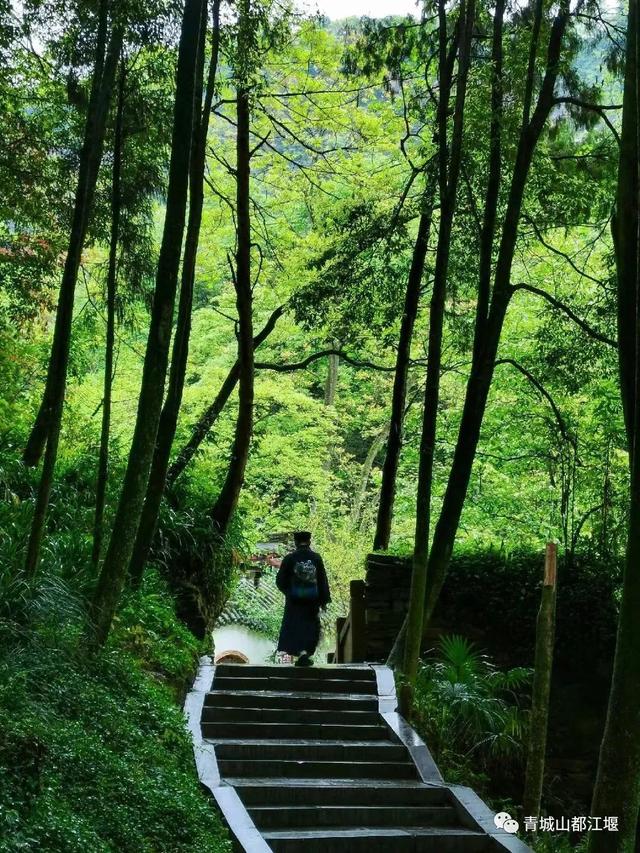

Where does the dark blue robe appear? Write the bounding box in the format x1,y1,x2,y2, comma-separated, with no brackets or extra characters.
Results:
276,546,330,656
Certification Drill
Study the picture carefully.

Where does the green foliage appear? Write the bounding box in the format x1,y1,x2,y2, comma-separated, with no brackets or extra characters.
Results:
114,571,205,689
411,635,531,792
292,195,416,343
0,436,228,850
436,549,619,672
0,579,230,852
0,2,631,843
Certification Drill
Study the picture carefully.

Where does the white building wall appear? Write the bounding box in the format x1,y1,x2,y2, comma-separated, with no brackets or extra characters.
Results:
212,624,275,664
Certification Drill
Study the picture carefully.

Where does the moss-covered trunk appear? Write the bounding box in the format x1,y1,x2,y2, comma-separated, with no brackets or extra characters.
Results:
128,0,221,588
589,0,640,846
92,63,125,568
24,6,123,577
209,72,254,537
373,196,433,552
389,0,572,667
89,0,206,646
401,0,474,713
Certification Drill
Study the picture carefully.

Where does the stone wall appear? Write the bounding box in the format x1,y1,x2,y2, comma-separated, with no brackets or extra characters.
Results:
363,553,411,661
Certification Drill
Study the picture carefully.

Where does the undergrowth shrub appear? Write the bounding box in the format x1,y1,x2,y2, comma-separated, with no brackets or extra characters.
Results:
412,635,531,796
0,576,231,852
152,488,241,639
0,455,230,852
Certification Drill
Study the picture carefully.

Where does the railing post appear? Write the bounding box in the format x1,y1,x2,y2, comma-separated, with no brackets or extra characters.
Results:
335,617,347,663
523,542,558,820
350,579,367,662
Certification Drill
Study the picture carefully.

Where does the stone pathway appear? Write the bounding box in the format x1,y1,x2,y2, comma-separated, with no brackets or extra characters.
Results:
186,661,532,852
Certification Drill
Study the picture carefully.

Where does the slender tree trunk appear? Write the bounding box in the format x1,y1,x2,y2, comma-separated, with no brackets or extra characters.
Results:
324,343,339,405
373,192,434,552
92,63,125,567
24,11,123,577
400,0,474,714
473,0,504,362
421,2,569,622
612,8,639,448
128,0,220,588
209,83,253,537
352,429,386,526
589,0,640,846
166,306,284,487
388,0,571,666
523,543,557,819
24,0,110,468
88,0,206,646
589,485,640,851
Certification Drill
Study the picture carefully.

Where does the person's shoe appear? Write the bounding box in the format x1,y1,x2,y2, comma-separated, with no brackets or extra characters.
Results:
295,653,313,667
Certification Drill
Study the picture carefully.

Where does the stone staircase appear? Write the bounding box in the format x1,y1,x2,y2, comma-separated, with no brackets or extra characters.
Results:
187,662,531,852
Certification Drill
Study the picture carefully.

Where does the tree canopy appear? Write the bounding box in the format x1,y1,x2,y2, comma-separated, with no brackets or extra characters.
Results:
1,0,639,849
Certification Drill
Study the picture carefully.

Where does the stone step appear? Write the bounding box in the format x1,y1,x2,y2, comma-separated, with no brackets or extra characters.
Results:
213,740,407,762
203,705,380,726
215,664,376,681
202,721,391,741
231,780,451,807
204,690,378,712
198,661,517,852
212,676,378,695
262,827,491,853
249,804,459,830
217,758,418,780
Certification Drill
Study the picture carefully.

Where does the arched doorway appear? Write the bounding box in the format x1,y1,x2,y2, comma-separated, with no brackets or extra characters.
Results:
215,650,249,664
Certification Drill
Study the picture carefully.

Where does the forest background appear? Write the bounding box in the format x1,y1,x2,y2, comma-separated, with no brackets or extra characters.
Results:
0,0,637,849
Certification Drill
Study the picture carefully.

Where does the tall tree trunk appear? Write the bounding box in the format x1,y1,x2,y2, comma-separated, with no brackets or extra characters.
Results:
589,0,640,846
388,0,571,666
421,1,569,622
401,0,474,712
209,82,253,537
92,63,125,567
473,0,504,363
24,8,123,577
165,306,284,488
128,0,220,588
24,0,110,468
352,429,386,526
324,343,339,405
373,190,434,552
88,0,206,646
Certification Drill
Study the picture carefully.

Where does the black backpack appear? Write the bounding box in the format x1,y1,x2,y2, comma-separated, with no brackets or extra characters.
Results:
290,558,319,601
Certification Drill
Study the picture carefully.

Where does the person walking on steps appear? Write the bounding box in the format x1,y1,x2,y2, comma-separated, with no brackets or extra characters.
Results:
276,530,330,667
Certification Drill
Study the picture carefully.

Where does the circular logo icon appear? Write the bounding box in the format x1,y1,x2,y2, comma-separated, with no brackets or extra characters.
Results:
494,812,520,834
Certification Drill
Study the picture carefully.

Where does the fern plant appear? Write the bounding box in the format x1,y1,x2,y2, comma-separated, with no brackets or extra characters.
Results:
412,635,532,785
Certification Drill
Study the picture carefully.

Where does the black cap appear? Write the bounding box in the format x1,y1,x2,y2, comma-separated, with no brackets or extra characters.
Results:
294,530,312,544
